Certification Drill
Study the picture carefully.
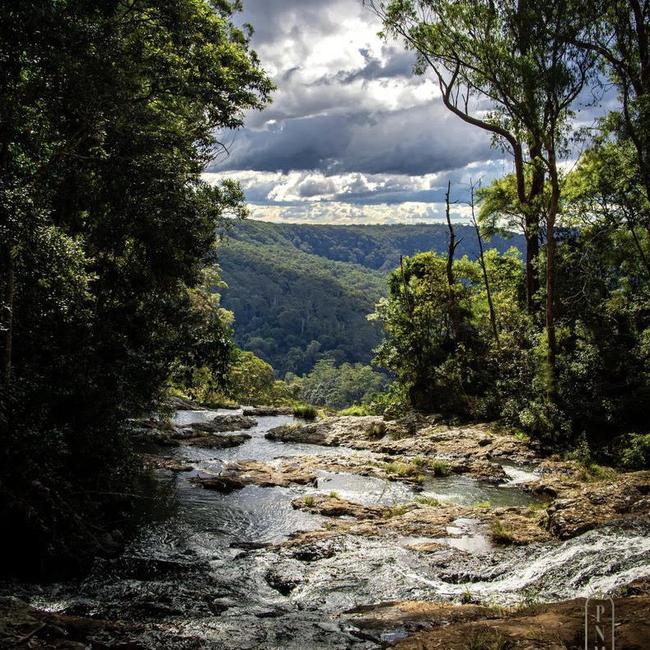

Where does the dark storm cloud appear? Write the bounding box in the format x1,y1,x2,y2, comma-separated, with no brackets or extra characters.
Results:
207,103,496,176
216,0,492,179
337,47,415,83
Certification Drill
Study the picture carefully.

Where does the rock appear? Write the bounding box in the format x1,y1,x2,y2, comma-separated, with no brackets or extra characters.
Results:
193,475,248,493
266,416,385,446
388,595,650,650
169,395,206,410
182,432,251,449
193,459,318,493
487,508,552,545
143,454,193,472
177,413,256,435
242,405,293,416
267,416,536,466
292,494,387,519
265,570,301,595
529,467,650,539
467,460,508,483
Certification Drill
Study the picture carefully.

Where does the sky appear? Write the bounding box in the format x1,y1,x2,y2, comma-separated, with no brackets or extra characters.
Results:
203,0,617,225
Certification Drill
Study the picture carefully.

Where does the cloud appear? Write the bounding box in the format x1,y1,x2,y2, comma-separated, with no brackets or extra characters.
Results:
243,201,475,225
208,103,497,176
205,164,509,204
211,0,616,224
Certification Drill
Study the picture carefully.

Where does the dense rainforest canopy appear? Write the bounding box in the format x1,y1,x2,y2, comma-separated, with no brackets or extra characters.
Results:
217,220,523,375
0,0,271,574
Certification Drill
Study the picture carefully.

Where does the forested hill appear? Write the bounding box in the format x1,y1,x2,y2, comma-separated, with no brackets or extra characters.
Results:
222,219,523,271
217,220,524,376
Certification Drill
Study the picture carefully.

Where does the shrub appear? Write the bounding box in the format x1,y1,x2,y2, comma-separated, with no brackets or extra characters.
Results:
490,519,516,545
382,504,410,518
430,460,451,477
303,495,315,507
293,404,318,420
620,433,650,469
383,461,420,478
414,495,440,507
339,404,370,416
575,463,617,482
464,629,512,650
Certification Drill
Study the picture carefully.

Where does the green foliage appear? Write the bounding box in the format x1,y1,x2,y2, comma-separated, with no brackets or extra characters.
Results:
218,220,523,375
219,237,386,376
293,404,318,420
373,248,530,420
414,495,440,507
460,588,473,605
490,520,516,545
226,351,292,406
429,460,452,477
373,220,650,445
620,433,650,470
289,358,388,410
381,504,410,518
172,348,294,407
339,404,372,416
0,0,271,575
383,460,423,480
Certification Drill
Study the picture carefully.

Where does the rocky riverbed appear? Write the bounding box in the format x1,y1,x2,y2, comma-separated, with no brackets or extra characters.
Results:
1,407,649,648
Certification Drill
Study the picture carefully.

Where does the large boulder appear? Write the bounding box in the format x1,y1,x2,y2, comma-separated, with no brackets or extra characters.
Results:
176,414,256,435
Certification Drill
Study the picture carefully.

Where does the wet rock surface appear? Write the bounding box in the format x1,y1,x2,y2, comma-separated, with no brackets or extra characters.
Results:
2,411,650,649
243,405,293,416
193,459,318,493
266,416,536,464
524,463,650,538
344,584,650,650
178,413,257,434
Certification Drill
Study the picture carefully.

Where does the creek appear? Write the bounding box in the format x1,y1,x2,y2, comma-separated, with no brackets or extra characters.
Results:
10,409,650,649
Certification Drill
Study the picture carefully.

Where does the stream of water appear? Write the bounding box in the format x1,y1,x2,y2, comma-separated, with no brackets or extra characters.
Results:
10,410,650,649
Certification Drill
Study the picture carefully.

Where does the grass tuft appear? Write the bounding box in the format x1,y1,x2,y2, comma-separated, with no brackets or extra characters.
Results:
430,459,452,476
414,495,440,507
293,404,318,420
490,519,516,545
381,504,410,518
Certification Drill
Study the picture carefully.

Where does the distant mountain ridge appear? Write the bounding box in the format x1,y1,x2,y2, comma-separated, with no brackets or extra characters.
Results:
217,220,524,376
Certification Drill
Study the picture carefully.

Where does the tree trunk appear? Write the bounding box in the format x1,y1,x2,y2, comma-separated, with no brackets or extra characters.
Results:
525,223,540,314
445,181,456,288
545,142,560,401
524,146,545,314
1,246,15,385
444,182,462,342
470,184,499,345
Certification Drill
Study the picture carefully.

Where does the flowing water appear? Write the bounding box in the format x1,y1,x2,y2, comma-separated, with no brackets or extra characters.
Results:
9,410,650,649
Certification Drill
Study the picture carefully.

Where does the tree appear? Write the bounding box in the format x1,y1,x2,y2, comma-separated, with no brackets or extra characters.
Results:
0,0,271,574
573,1,650,204
367,0,597,396
290,358,387,409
